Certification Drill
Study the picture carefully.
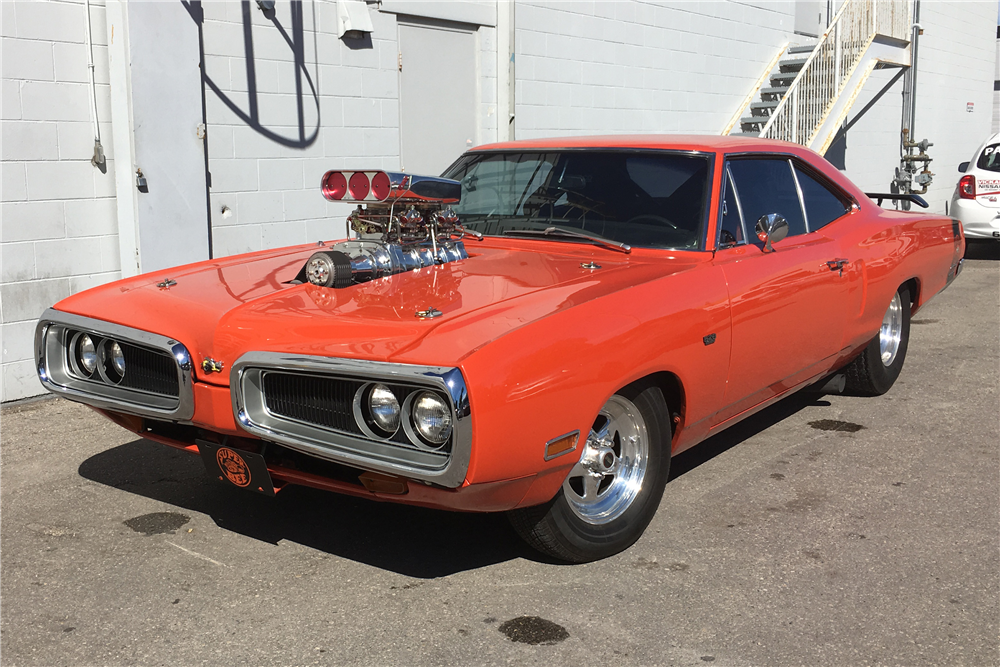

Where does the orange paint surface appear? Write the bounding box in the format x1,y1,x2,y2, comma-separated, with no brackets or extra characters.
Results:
48,137,963,511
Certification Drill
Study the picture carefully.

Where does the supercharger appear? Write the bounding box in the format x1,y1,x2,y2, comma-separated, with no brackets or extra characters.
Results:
300,170,478,289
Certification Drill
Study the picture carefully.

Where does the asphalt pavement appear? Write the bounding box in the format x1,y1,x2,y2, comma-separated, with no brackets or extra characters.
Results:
2,245,997,667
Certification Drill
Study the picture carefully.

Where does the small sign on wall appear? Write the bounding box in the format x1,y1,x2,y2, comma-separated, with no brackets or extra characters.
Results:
968,102,975,112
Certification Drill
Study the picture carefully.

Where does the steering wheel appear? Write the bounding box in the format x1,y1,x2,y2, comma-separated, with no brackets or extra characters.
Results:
626,214,678,230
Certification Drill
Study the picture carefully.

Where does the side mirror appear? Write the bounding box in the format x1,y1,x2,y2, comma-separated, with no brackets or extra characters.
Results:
959,161,970,173
755,213,788,253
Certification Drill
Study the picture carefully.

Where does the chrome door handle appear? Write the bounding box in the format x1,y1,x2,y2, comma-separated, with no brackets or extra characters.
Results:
826,259,849,276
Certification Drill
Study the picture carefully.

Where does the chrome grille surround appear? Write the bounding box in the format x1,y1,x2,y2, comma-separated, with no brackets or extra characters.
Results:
231,352,471,488
35,308,194,421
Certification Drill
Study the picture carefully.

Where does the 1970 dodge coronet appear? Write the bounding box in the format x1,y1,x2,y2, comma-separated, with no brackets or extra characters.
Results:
35,136,965,562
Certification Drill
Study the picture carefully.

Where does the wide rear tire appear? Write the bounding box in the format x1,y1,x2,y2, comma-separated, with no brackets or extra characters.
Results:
507,381,671,563
843,286,911,396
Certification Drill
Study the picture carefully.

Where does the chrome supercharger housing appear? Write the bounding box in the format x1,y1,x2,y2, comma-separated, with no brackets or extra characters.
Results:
302,170,479,289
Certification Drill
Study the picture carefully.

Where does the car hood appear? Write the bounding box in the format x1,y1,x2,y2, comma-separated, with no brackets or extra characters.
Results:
54,240,702,385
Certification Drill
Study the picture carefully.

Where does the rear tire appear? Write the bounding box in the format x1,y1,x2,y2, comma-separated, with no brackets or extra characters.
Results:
843,286,911,396
507,381,671,563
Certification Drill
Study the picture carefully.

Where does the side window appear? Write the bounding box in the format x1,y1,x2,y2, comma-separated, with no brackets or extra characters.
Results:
727,158,807,239
794,166,849,231
718,168,745,247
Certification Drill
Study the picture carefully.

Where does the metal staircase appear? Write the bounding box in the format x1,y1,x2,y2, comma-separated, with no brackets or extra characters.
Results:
723,0,913,155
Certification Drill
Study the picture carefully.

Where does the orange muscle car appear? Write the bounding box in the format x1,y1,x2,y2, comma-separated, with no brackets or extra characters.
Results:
35,136,965,562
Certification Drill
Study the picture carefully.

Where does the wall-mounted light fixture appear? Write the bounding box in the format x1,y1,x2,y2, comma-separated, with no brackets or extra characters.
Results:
338,0,374,39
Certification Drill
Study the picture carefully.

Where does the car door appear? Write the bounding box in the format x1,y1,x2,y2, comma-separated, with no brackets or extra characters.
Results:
711,156,853,425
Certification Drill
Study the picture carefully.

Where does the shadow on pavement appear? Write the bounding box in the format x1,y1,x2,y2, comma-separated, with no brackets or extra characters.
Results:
78,441,527,577
965,240,1000,261
669,392,830,481
78,392,835,576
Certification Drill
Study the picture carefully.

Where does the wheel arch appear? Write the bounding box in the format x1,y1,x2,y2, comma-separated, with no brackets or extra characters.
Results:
901,276,920,308
627,370,685,451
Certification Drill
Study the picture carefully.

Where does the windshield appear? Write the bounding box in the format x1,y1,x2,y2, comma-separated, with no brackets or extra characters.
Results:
442,151,712,250
977,144,1000,172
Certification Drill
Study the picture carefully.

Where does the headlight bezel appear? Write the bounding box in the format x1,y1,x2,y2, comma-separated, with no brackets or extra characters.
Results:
35,309,195,422
233,353,471,488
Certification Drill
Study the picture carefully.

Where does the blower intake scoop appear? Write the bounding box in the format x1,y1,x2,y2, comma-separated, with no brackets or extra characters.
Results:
302,170,477,289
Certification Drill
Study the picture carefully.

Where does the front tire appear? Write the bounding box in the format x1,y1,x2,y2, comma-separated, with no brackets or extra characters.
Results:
843,286,911,396
507,382,672,563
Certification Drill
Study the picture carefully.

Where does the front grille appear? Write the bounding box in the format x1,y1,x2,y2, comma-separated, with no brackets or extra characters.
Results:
119,342,179,396
262,372,366,435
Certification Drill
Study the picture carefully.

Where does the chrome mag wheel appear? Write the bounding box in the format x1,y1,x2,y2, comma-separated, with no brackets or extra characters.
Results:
879,291,903,367
563,394,649,525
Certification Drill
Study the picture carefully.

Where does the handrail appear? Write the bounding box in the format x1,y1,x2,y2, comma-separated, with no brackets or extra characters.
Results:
758,0,912,144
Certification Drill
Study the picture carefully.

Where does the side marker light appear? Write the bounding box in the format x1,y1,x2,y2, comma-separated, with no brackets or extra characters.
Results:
544,431,580,461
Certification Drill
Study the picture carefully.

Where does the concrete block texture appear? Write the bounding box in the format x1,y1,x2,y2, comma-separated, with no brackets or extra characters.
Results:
2,162,28,201
0,277,71,323
1,201,65,242
1,359,41,403
34,237,104,280
2,121,59,161
12,1,86,44
1,79,21,119
26,160,96,200
212,224,262,257
63,198,117,238
1,3,16,39
2,38,55,81
19,81,91,122
1,319,36,364
0,1,119,402
1,242,35,283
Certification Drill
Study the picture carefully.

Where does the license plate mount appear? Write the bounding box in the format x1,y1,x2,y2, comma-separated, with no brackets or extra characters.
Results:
196,439,275,496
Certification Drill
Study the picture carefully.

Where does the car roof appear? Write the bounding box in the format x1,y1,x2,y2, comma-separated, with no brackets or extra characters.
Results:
471,134,811,153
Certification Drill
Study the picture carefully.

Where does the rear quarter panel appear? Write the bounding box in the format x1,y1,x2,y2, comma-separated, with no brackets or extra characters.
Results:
830,206,961,354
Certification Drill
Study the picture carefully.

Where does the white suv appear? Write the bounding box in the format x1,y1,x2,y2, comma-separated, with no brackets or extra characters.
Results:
951,132,1000,240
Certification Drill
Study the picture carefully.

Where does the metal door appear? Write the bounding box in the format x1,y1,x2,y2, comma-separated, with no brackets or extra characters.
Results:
127,2,210,271
398,18,478,176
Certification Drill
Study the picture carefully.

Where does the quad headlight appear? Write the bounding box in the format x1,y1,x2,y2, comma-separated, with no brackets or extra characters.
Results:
110,341,126,377
368,383,400,433
353,383,454,449
411,391,453,445
76,334,97,375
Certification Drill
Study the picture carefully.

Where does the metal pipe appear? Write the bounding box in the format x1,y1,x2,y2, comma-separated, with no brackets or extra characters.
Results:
84,0,104,166
908,4,921,140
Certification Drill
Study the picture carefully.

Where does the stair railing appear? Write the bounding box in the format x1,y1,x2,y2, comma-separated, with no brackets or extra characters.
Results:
721,41,788,136
758,0,912,145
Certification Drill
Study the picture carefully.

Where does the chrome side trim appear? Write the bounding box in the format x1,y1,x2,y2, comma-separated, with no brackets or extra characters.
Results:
230,352,472,488
34,308,195,421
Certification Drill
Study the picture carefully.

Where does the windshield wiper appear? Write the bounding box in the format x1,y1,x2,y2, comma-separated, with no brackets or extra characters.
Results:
502,227,631,254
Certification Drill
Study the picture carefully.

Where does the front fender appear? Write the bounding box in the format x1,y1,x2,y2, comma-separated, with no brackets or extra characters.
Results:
459,263,731,488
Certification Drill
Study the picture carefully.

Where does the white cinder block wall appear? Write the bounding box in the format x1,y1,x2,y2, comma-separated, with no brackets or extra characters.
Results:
514,0,996,214
1,0,996,403
1,0,120,402
200,1,498,257
514,1,796,136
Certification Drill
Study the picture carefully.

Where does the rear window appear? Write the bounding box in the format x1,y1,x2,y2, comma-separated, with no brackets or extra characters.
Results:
794,166,850,230
976,144,1000,172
